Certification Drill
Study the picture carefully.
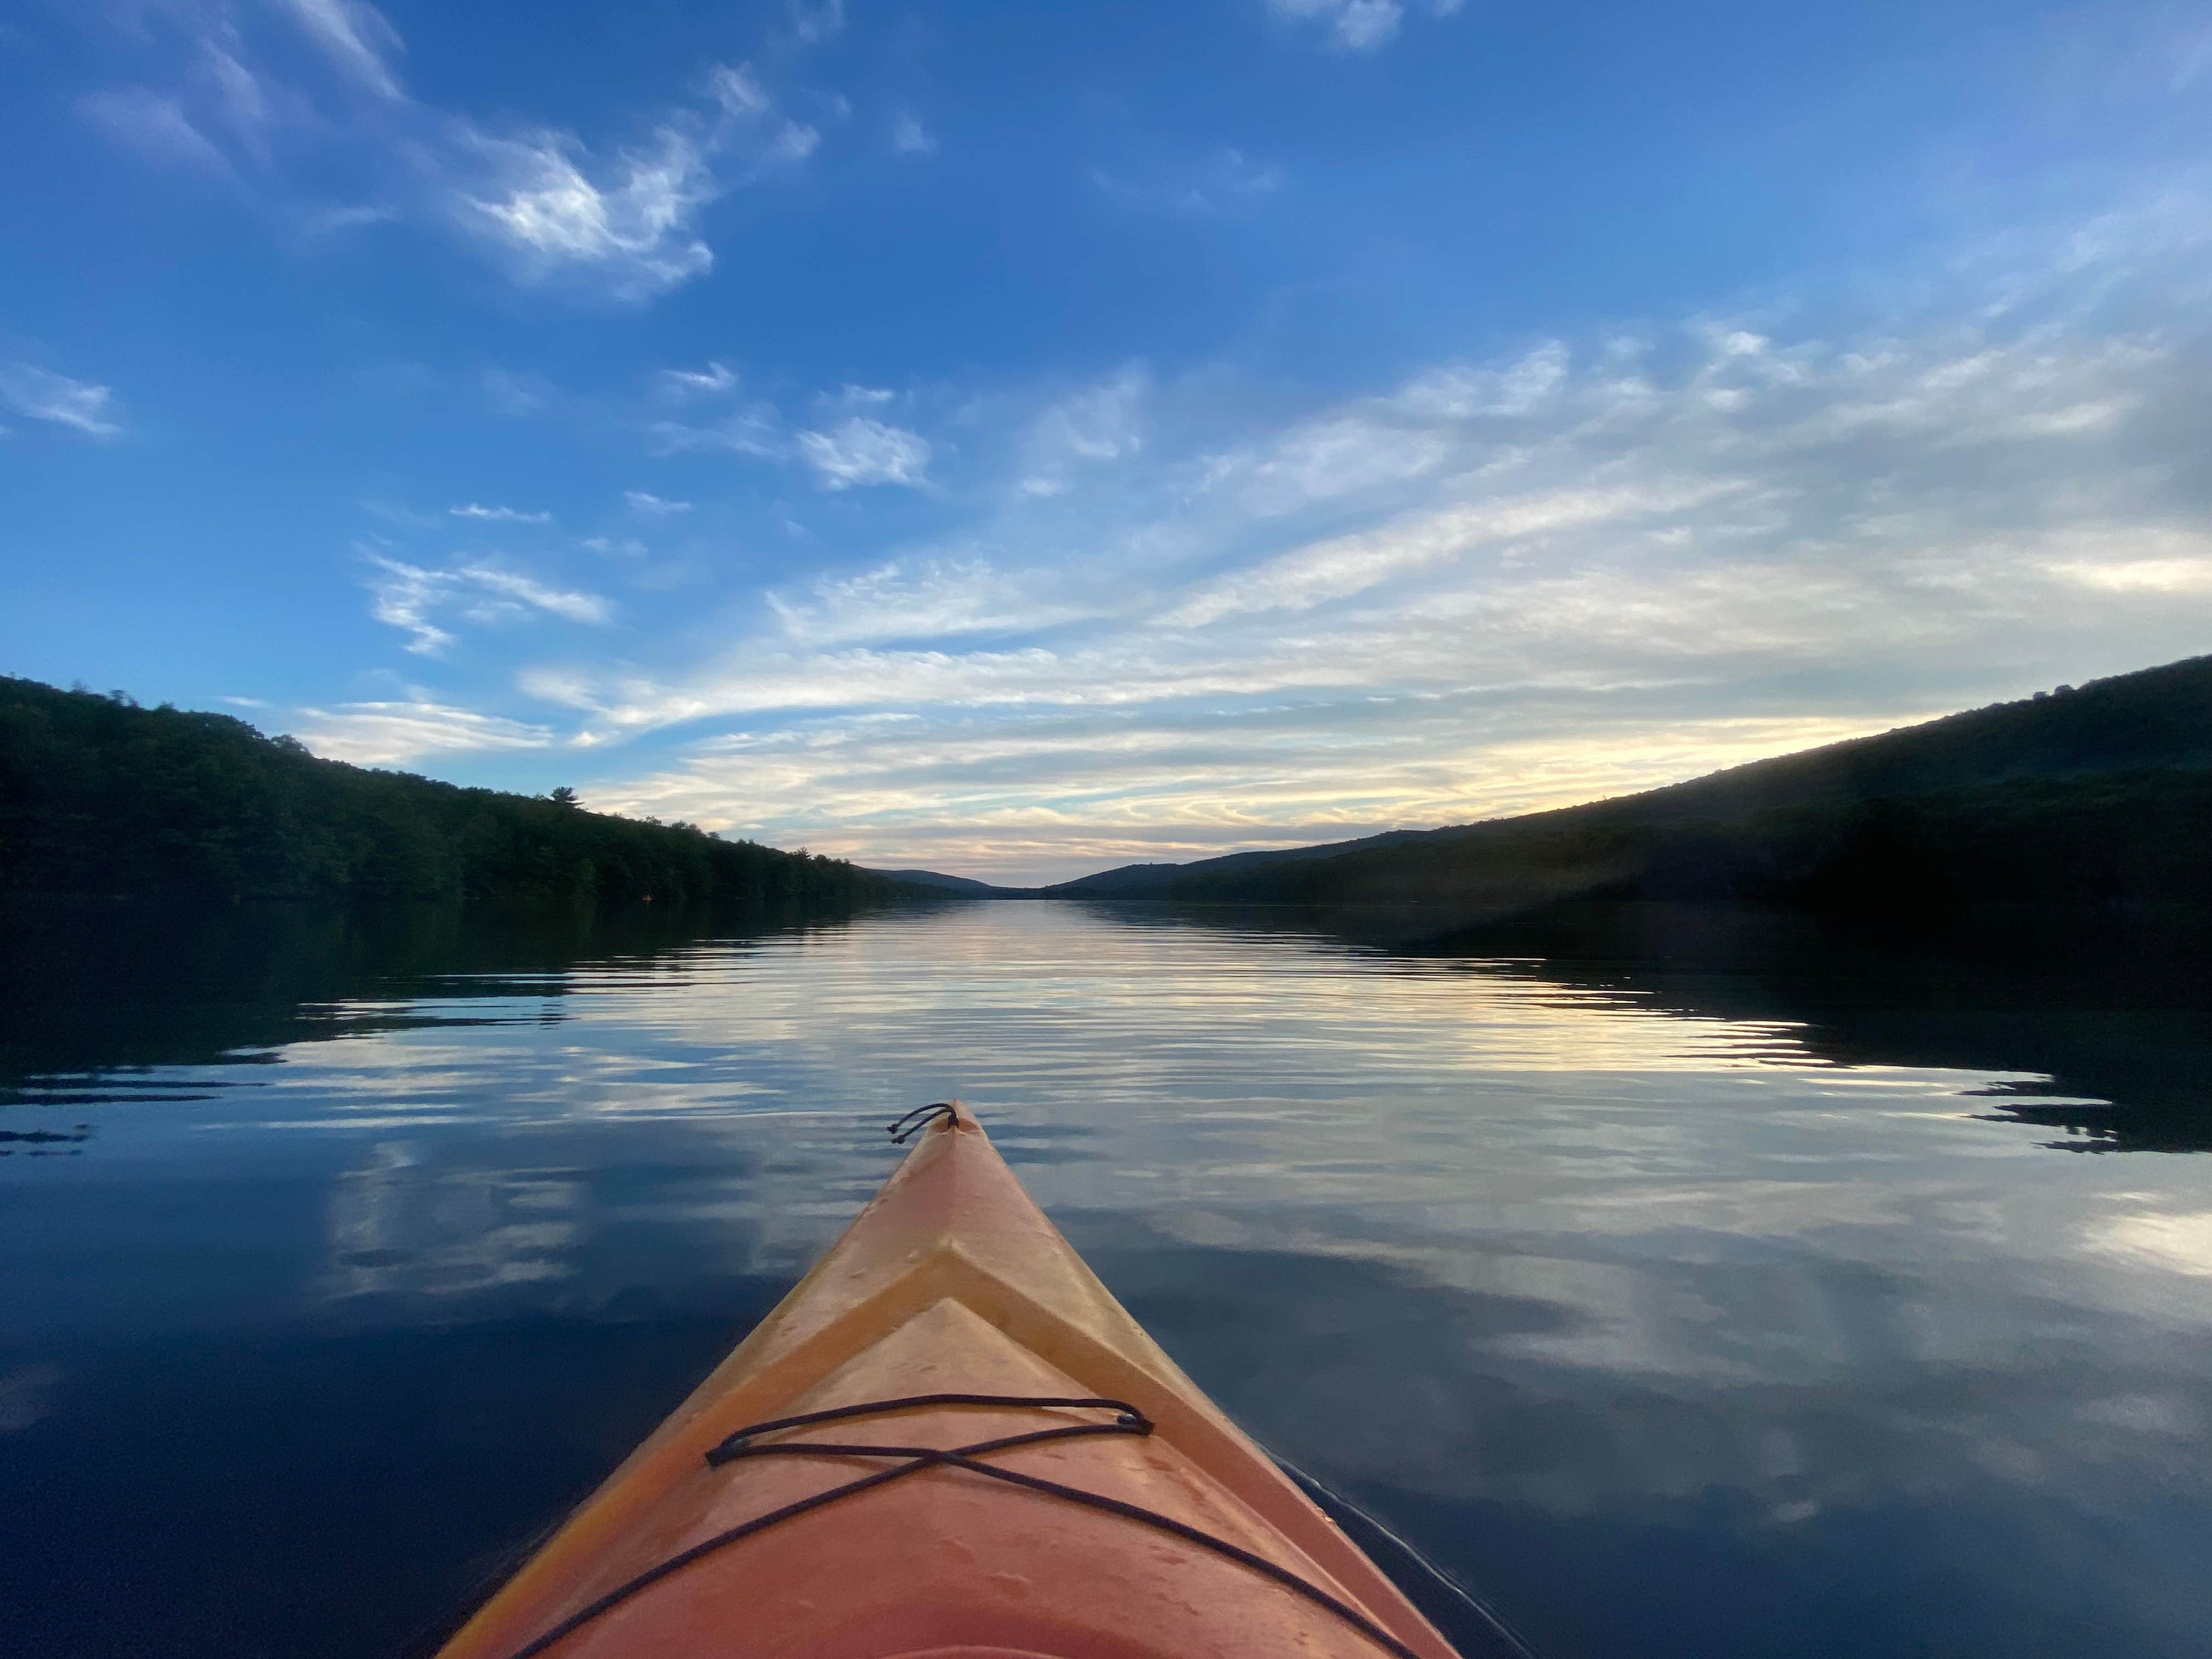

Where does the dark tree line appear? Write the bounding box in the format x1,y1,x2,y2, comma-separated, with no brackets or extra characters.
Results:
1167,656,2212,913
0,676,894,907
1170,768,2212,911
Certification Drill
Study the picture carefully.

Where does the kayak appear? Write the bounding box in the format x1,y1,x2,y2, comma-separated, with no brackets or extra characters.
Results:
434,1102,1466,1659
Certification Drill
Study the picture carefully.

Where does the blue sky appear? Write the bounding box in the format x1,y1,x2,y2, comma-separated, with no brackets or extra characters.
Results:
4,1,2210,881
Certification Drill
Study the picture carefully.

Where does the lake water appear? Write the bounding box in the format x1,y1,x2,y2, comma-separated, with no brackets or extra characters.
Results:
3,897,2209,1658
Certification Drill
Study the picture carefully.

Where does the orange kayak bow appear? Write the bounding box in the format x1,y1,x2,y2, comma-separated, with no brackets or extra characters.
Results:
435,1102,1467,1659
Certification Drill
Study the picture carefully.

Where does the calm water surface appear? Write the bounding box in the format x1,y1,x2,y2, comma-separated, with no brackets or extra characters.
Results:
3,898,2209,1658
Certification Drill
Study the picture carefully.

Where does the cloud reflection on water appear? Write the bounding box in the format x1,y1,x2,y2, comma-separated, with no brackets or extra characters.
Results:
2,899,2208,1657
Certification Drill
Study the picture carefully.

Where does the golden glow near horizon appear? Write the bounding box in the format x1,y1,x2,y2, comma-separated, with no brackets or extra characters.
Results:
588,710,1931,883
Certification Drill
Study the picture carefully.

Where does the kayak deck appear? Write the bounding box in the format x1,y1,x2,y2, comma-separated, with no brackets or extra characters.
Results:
435,1103,1462,1659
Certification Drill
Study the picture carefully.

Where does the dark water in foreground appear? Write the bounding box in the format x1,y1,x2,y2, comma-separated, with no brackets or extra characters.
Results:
3,897,2209,1658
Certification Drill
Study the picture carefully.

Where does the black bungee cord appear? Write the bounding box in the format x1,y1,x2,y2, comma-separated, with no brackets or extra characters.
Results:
494,1391,1434,1659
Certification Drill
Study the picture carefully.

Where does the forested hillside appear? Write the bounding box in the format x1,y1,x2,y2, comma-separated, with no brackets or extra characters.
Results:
0,676,891,906
1167,656,2212,911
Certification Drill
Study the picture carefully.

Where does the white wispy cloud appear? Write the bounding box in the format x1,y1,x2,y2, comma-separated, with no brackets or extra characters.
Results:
1093,148,1283,217
0,363,123,437
364,554,612,655
821,383,896,410
459,565,612,624
293,700,556,765
707,63,769,119
891,110,935,156
1187,341,1572,517
272,0,405,99
644,362,891,472
795,416,933,489
440,71,822,296
786,0,845,46
481,367,560,417
657,360,737,398
625,489,693,516
768,560,1105,646
73,3,818,303
74,27,301,177
365,556,460,655
78,86,234,173
450,121,721,298
1267,0,1460,52
450,503,552,523
652,403,787,459
2045,539,2212,594
1018,366,1147,498
1160,481,1746,627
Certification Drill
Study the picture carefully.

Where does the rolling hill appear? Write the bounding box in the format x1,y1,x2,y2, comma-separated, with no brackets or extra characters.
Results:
901,654,2212,914
1169,654,2212,912
866,868,1009,895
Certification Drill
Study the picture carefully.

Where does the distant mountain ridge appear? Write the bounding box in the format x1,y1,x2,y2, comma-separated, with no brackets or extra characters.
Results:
882,831,1466,898
1045,828,1451,896
890,653,2212,913
867,868,1008,894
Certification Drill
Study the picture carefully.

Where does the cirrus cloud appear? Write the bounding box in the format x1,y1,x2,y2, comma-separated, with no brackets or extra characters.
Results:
1267,0,1462,54
450,503,551,523
364,553,612,656
0,363,122,438
70,2,822,303
292,699,556,766
795,417,933,490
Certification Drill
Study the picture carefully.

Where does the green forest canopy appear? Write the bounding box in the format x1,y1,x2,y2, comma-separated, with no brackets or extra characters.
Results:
0,675,892,906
